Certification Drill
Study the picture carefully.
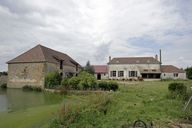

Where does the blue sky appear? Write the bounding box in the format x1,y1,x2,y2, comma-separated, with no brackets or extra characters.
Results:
0,0,192,71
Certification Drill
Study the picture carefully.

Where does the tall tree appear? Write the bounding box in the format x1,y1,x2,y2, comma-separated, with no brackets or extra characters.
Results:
84,61,94,74
185,66,192,79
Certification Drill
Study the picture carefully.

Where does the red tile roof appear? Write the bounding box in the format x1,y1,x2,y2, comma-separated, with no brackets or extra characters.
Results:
7,44,81,67
108,57,160,64
161,65,185,73
93,65,107,73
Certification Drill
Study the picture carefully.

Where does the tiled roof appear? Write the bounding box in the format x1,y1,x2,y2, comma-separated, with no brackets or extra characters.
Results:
108,57,160,64
93,65,107,73
161,65,185,73
7,44,81,67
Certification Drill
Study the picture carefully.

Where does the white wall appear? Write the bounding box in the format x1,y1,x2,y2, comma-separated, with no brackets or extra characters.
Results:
161,73,186,79
108,64,160,79
94,73,108,80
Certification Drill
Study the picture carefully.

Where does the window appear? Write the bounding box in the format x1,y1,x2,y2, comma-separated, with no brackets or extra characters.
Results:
129,71,137,77
174,73,178,77
110,71,116,77
152,69,156,72
60,60,63,69
118,71,124,77
164,73,166,76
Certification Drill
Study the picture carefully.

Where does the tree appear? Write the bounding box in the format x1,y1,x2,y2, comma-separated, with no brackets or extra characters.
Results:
0,71,8,76
84,61,94,75
185,67,192,79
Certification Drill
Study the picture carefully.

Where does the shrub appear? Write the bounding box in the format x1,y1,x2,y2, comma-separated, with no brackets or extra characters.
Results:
22,85,42,92
69,77,81,89
108,81,118,91
45,72,62,89
98,81,109,90
68,71,97,90
61,78,70,89
168,82,187,99
98,81,119,91
0,83,7,89
78,79,89,90
87,76,97,89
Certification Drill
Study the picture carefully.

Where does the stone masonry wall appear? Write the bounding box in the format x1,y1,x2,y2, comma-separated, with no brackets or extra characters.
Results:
0,75,7,85
7,63,45,88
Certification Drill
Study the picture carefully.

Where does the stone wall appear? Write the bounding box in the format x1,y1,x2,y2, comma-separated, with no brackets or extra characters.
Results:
7,62,81,89
46,63,79,78
0,75,7,85
7,63,45,88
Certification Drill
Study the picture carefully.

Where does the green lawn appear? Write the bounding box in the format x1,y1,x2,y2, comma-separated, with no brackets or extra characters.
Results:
0,80,192,128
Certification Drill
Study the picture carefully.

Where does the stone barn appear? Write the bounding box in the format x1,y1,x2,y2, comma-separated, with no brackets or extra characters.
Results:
7,44,81,88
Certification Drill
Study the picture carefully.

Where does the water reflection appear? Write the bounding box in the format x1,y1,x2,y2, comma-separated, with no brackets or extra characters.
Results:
0,89,62,112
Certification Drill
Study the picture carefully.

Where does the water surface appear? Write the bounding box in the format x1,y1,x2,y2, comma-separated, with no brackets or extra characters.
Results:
0,89,62,112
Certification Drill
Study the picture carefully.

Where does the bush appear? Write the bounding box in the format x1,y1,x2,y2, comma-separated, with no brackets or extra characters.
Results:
67,71,97,90
168,82,187,99
61,78,70,89
45,72,62,89
98,81,119,91
22,85,42,92
78,79,89,90
98,81,109,90
0,83,7,89
108,81,118,91
69,77,81,89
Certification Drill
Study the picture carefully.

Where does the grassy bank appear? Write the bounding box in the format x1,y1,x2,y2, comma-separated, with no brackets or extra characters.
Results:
50,80,192,127
0,81,191,127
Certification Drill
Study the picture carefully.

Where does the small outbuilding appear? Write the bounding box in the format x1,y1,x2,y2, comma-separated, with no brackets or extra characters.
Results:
93,65,108,80
161,65,186,80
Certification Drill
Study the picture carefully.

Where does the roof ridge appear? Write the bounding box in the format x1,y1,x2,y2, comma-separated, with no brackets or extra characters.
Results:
38,45,46,61
113,56,154,59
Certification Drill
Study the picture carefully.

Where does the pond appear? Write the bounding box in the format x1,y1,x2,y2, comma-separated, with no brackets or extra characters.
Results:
0,89,62,112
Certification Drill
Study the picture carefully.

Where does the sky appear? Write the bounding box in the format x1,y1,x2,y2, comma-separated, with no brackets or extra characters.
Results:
0,0,192,71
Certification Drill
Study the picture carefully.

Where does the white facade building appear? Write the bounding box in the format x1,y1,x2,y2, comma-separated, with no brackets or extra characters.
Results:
108,57,161,80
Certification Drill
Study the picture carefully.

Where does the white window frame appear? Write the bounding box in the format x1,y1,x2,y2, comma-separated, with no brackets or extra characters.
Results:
118,71,124,77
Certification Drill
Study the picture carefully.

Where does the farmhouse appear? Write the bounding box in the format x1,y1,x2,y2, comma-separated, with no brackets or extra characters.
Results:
93,65,108,80
161,65,186,79
7,44,81,88
108,56,161,80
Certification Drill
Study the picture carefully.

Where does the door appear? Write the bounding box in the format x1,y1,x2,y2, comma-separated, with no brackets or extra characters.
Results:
97,73,101,80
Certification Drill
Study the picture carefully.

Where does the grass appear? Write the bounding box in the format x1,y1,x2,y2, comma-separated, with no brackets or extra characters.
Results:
0,80,192,128
50,80,192,128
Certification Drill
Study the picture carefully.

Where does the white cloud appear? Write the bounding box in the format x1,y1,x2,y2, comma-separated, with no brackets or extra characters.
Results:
0,0,192,71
